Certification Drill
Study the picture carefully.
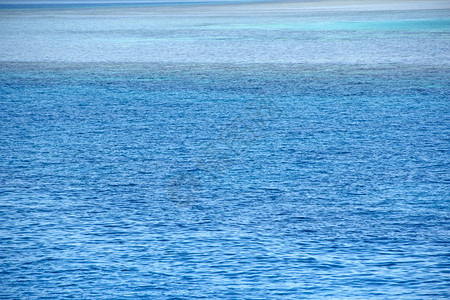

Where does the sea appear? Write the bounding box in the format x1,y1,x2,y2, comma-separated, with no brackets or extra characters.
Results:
0,1,449,298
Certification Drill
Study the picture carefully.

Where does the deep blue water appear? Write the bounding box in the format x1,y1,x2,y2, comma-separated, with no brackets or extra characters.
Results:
1,3,450,299
1,62,449,298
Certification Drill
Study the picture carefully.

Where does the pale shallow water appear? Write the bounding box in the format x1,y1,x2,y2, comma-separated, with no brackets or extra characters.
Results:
0,2,449,299
0,5,449,64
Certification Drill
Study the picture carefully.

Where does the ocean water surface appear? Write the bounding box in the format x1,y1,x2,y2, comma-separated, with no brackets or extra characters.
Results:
0,1,449,298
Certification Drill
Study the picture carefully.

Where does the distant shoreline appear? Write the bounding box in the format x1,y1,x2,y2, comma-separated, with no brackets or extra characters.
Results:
0,0,273,10
1,0,449,13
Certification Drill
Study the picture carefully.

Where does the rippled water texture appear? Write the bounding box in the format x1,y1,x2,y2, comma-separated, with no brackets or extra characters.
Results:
0,2,449,299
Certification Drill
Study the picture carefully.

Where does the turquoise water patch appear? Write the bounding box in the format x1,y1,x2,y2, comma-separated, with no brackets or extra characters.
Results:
209,18,450,31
